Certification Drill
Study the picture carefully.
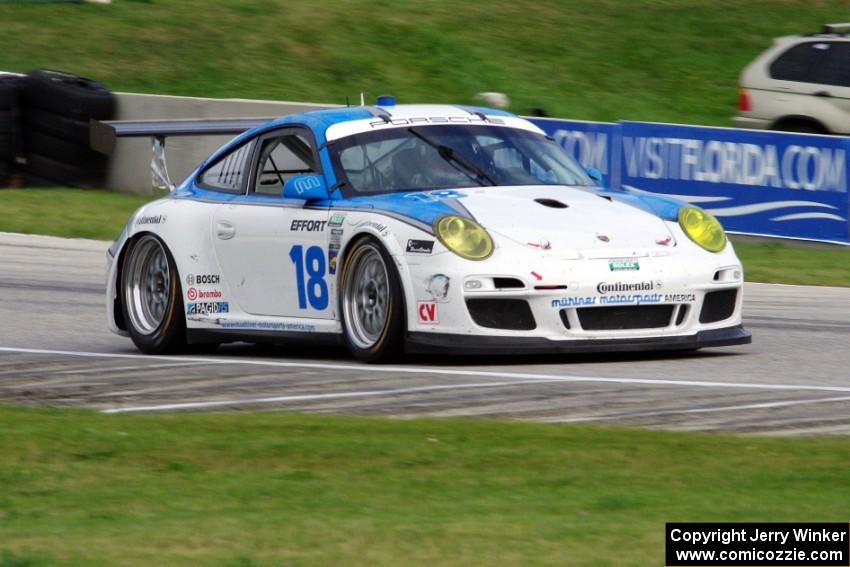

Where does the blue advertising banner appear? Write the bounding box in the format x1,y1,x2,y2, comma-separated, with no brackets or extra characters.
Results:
529,117,850,244
529,118,619,187
617,121,849,244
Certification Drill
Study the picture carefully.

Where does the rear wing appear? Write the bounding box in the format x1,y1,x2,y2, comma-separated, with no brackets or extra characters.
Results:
90,117,274,192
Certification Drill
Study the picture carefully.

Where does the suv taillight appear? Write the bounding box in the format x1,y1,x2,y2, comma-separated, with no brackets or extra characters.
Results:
738,87,751,111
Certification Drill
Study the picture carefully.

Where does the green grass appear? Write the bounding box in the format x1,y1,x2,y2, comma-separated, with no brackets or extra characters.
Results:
734,241,850,287
0,0,847,125
0,188,152,241
0,406,848,566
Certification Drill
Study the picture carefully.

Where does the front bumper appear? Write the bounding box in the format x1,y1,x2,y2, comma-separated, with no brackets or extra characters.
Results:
406,324,751,355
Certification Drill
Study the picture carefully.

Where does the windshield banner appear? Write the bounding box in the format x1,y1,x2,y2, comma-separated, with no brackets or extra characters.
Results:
530,117,850,244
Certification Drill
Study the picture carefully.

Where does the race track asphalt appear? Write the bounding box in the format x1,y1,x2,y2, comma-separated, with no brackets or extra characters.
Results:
1,232,849,434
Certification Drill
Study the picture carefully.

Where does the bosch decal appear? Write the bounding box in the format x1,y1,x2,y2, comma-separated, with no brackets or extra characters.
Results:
187,302,229,315
290,219,327,232
187,274,220,285
406,239,434,254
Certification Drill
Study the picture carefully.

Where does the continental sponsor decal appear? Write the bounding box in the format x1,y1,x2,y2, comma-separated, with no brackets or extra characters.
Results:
596,280,660,293
136,214,166,225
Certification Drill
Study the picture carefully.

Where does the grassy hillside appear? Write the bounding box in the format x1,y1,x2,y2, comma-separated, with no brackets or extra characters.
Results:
0,0,845,125
1,406,849,566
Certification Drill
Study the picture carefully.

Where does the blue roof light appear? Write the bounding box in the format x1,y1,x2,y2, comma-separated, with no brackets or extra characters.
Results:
376,95,396,106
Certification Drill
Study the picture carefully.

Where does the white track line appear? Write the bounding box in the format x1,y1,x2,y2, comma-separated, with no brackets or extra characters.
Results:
3,345,850,394
102,379,564,413
551,395,850,423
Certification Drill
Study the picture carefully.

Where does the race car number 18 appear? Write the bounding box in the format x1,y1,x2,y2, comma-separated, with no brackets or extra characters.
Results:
289,245,329,310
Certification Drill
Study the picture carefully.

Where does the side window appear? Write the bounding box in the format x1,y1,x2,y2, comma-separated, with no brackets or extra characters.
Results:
814,42,850,87
770,42,831,83
253,131,317,196
198,141,254,193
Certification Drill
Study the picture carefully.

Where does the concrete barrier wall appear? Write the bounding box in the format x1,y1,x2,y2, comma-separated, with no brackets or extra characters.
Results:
107,92,338,194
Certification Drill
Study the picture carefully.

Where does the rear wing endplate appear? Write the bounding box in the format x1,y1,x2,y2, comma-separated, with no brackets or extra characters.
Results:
90,118,274,192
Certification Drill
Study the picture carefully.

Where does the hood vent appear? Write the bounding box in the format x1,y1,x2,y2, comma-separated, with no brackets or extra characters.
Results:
535,198,568,209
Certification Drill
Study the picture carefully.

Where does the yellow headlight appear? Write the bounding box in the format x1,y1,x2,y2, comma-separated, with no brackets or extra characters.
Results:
678,206,726,253
434,215,494,260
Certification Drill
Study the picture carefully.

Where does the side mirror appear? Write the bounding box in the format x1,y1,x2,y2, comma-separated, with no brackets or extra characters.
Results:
283,174,329,200
584,167,603,184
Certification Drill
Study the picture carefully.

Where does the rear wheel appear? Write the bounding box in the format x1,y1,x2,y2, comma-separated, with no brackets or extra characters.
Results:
339,236,405,362
121,234,186,354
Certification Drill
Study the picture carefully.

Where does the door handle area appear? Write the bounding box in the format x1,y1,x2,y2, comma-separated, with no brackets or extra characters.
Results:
216,221,236,240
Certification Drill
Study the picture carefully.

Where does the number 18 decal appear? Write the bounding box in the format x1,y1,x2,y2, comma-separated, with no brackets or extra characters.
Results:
289,245,329,310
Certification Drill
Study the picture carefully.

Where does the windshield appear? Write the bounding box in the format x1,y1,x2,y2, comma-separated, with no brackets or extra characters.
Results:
329,124,593,195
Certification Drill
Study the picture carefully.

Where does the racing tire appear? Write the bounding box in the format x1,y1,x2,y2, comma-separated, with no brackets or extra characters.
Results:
23,69,114,120
339,235,405,363
19,172,55,188
0,162,10,187
120,234,187,354
0,75,22,108
24,129,104,169
23,152,105,187
24,107,91,146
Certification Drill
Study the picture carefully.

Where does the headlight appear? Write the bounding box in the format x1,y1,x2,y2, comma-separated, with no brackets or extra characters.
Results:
678,206,726,253
434,215,494,260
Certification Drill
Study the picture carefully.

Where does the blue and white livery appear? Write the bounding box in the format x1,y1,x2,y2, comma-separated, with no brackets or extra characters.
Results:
103,104,751,361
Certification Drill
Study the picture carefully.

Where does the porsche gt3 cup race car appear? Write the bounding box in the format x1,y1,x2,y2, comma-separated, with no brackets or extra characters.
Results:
101,103,751,361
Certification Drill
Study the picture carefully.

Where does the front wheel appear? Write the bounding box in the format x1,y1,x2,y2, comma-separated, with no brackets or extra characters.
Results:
339,236,405,362
121,234,186,354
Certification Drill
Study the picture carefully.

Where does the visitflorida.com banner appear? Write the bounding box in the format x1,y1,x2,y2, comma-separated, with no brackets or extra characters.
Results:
530,118,850,245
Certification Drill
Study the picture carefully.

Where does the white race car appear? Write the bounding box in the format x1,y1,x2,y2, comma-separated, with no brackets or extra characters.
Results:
100,104,750,361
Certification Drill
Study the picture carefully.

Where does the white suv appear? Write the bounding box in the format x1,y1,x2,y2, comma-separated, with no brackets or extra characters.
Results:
734,23,850,134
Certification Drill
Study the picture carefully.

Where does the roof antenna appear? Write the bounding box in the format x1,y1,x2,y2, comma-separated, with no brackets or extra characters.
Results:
360,92,365,106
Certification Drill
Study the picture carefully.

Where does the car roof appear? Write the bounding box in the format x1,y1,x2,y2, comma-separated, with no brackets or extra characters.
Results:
207,104,520,164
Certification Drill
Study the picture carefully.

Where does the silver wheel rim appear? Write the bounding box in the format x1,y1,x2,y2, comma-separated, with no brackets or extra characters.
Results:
343,244,390,349
124,235,171,335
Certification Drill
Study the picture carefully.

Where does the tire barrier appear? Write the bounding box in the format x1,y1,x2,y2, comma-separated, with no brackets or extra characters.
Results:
17,69,115,187
0,75,23,187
